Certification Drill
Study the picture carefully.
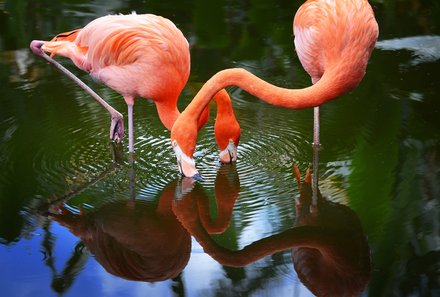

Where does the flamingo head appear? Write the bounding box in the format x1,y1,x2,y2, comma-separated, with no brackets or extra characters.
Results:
215,116,240,164
171,139,202,180
170,113,202,179
171,133,202,180
219,139,239,164
31,30,81,58
30,39,70,58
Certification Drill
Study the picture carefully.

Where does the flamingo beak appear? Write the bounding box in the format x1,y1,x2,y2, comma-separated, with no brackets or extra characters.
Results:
219,140,238,164
171,140,202,180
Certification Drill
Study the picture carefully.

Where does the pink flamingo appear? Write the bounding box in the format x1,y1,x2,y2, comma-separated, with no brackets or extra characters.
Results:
171,0,379,187
30,13,240,175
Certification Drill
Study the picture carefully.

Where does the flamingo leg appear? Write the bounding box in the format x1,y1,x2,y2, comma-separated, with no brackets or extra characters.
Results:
128,153,136,201
312,106,320,207
127,102,134,153
30,41,124,143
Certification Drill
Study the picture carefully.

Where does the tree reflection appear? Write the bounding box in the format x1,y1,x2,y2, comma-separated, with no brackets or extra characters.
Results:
41,220,90,295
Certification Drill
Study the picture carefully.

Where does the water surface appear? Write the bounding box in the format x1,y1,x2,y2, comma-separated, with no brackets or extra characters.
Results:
1,0,439,296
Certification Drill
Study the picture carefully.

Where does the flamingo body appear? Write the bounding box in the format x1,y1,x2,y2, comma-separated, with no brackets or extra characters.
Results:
76,14,189,106
48,14,190,99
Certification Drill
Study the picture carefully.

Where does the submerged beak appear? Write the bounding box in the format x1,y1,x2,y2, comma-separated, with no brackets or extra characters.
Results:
219,140,238,164
171,140,202,180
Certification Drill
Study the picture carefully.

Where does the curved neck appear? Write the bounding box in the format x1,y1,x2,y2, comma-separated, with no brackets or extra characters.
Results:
213,89,234,116
171,66,354,157
155,97,210,132
174,206,337,267
180,66,355,126
155,101,181,131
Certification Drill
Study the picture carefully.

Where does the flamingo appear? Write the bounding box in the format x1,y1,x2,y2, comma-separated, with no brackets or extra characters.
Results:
30,13,240,176
171,0,379,184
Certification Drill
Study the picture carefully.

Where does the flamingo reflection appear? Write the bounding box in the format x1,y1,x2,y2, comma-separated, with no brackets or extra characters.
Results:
174,163,240,235
44,161,239,286
44,158,370,296
49,180,190,282
173,165,371,297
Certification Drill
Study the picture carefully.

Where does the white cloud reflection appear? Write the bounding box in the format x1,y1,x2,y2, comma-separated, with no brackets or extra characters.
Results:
376,35,440,65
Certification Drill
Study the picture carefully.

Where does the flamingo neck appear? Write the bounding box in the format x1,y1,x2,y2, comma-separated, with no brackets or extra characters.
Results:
184,66,356,119
212,90,240,150
172,65,357,157
174,205,340,267
155,96,210,132
155,101,181,131
213,90,234,117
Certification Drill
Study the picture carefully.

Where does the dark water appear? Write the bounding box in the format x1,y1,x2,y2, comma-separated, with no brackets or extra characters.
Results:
1,0,440,296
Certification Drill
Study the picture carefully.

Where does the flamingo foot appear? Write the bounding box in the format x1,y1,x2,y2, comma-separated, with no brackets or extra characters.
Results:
110,113,124,143
30,40,45,56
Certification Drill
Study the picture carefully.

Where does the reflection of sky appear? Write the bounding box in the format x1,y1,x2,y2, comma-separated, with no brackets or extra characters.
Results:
182,239,315,297
0,222,315,296
0,223,85,297
376,35,440,65
183,240,225,296
97,267,175,297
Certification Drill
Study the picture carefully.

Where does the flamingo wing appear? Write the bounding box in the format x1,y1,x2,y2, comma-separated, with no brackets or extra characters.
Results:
42,13,190,98
75,13,190,98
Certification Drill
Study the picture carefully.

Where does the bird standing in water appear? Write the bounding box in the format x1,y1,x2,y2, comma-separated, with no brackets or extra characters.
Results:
171,0,379,188
30,13,240,170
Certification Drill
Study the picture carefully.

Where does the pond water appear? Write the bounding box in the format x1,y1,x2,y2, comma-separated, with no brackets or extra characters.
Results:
1,1,439,296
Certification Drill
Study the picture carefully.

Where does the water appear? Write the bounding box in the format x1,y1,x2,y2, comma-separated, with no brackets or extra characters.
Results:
1,1,439,296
